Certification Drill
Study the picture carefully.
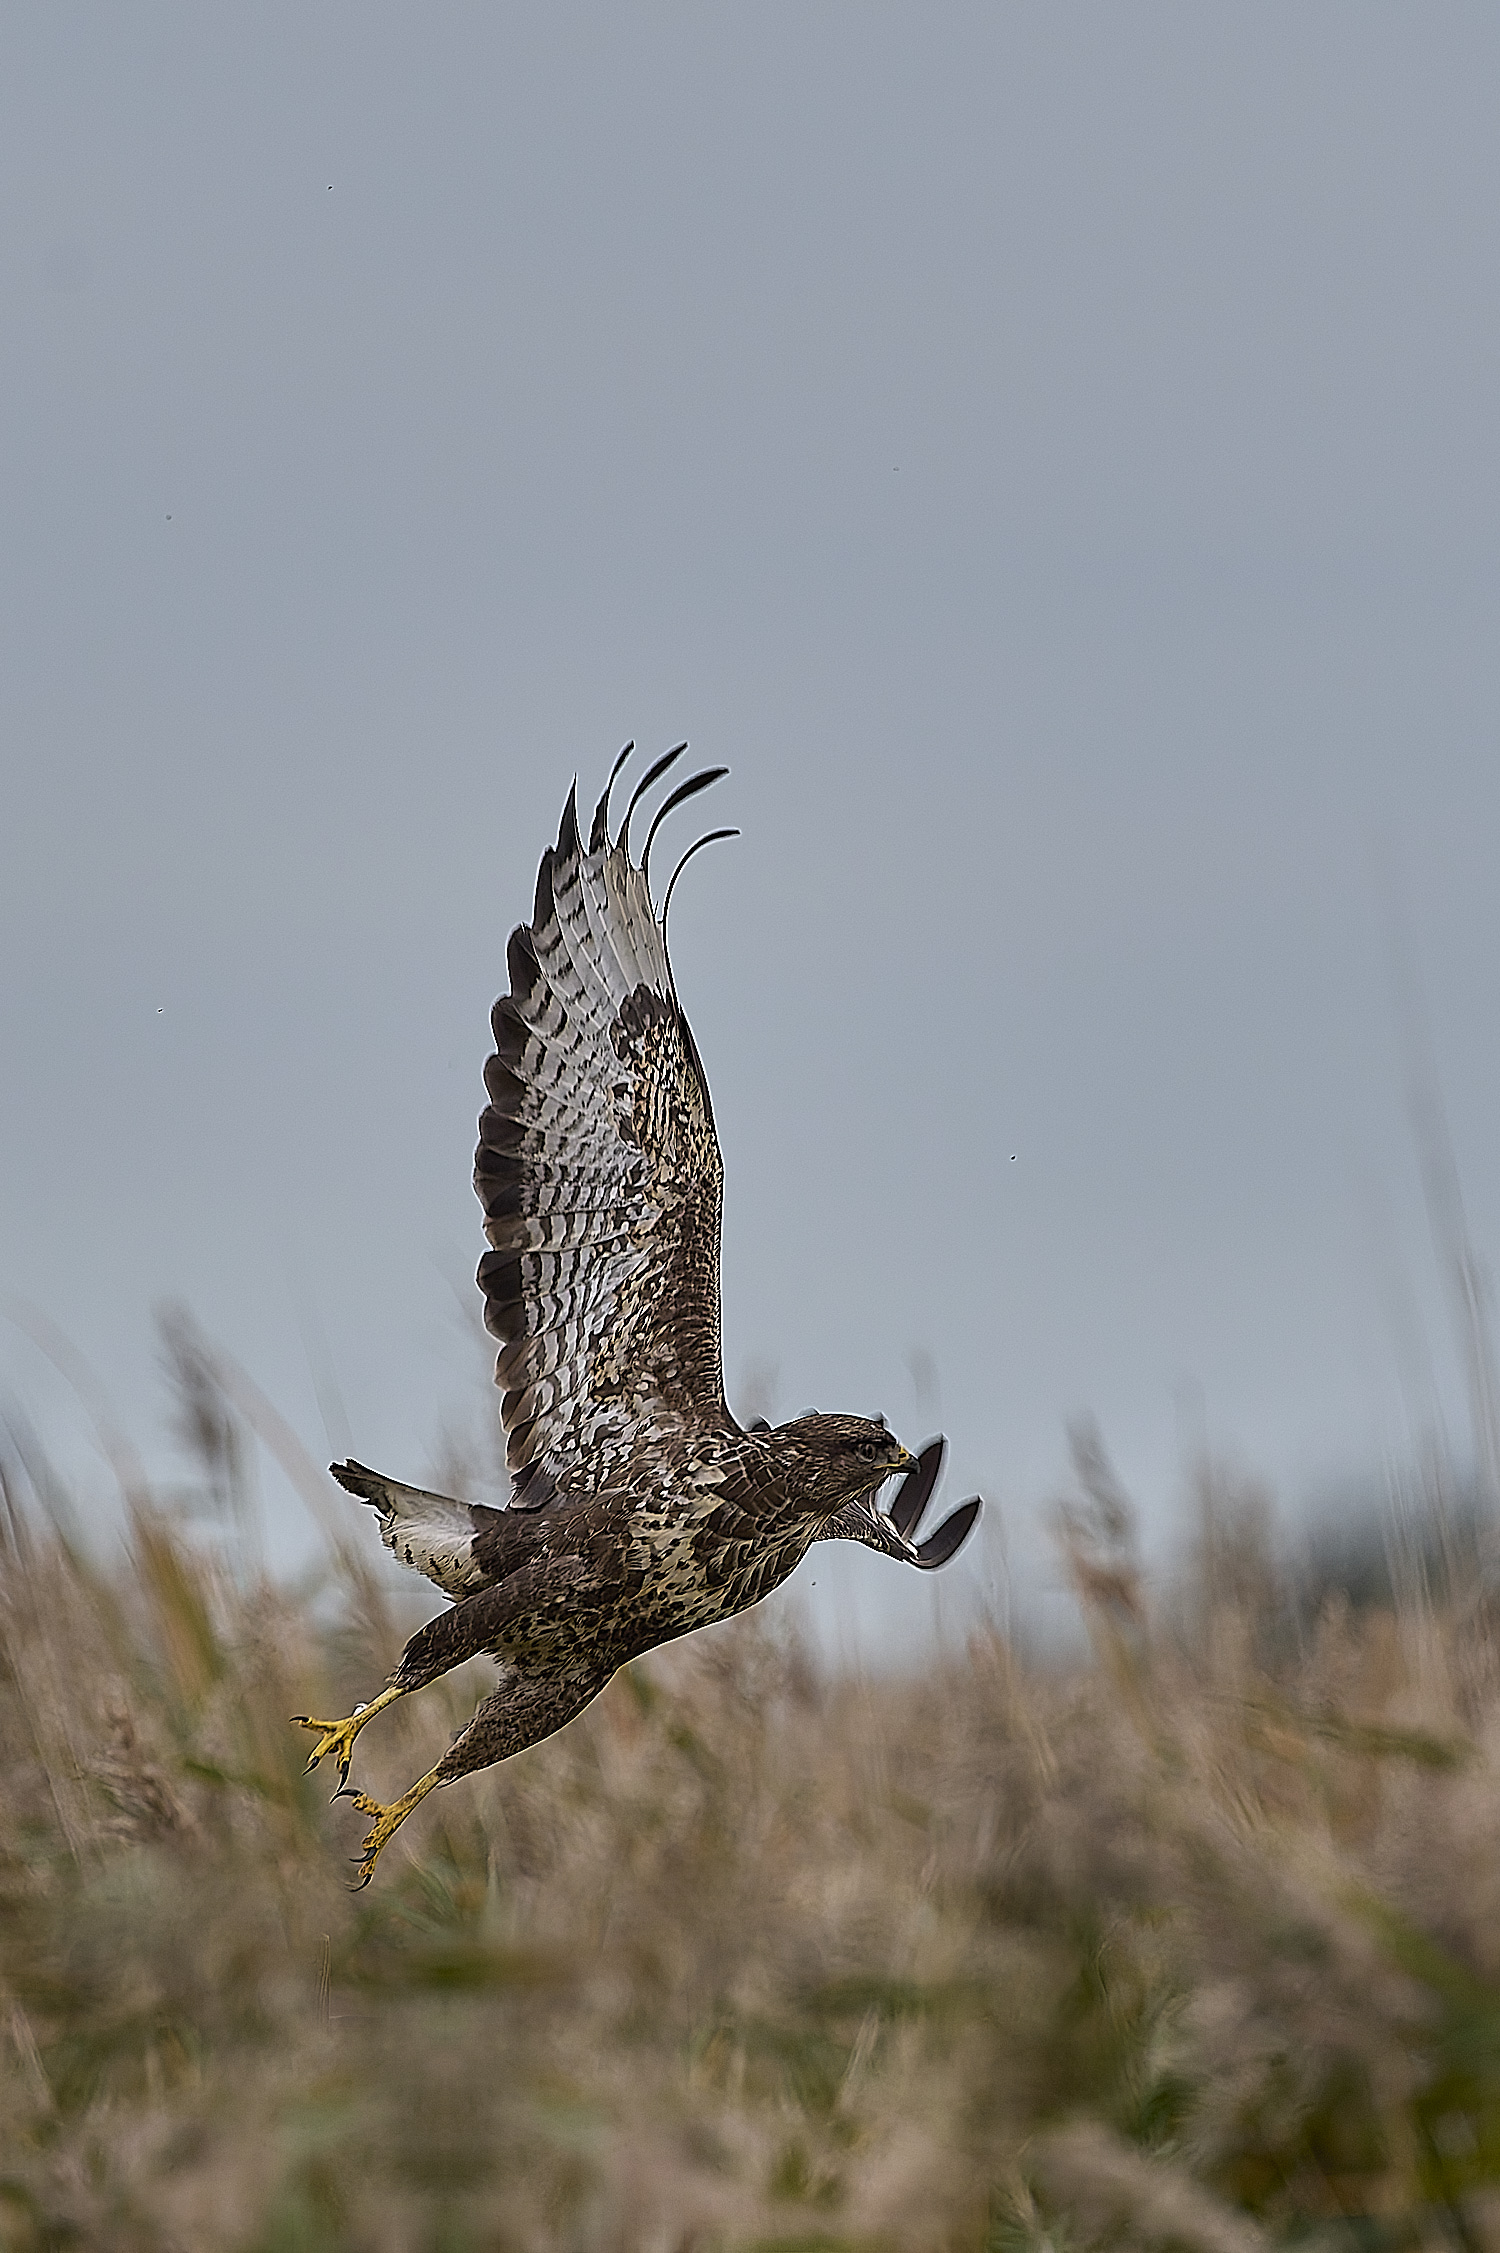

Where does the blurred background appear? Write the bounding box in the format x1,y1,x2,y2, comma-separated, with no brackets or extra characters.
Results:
7,13,1500,2248
4,7,1499,1639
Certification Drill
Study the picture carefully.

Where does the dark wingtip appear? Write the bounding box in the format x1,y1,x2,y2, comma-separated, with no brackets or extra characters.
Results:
533,844,556,933
890,1435,947,1540
617,742,688,857
590,741,635,852
641,767,729,888
558,781,581,860
658,828,739,1010
913,1497,982,1570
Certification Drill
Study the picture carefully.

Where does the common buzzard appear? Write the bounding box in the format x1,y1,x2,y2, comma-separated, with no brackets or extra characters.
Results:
295,748,981,1884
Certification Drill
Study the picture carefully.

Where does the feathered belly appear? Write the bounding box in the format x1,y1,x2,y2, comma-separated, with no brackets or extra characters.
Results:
623,1521,811,1651
498,1517,814,1669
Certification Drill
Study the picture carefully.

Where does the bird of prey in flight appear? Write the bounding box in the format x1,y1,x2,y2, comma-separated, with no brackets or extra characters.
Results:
294,747,981,1884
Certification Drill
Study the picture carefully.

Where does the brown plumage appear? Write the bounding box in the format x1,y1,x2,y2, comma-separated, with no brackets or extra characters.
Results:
294,750,981,1884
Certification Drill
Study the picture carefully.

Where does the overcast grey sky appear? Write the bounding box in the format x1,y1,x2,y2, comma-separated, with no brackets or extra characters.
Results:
4,6,1498,1645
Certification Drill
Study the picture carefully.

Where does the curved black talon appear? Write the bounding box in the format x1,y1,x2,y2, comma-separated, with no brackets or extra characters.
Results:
304,1749,351,1784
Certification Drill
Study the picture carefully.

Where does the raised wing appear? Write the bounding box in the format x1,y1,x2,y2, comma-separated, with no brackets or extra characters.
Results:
475,751,737,1509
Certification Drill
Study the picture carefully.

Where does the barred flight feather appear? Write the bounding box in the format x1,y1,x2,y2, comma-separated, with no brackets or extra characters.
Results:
475,766,731,1507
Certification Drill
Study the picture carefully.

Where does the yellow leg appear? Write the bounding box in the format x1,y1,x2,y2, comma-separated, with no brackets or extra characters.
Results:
346,1764,445,1889
291,1682,407,1789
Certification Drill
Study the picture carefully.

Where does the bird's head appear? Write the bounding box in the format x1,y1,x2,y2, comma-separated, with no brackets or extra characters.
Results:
775,1412,918,1511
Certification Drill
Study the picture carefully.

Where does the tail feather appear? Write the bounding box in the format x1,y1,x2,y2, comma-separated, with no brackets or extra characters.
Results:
329,1459,488,1598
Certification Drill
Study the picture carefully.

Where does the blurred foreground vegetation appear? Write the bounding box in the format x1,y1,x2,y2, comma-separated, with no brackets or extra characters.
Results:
5,1381,1500,2253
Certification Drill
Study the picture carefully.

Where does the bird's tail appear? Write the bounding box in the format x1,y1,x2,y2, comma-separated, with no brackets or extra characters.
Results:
329,1459,487,1598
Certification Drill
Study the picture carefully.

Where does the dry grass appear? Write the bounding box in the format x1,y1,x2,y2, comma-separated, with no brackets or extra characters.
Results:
5,1408,1500,2253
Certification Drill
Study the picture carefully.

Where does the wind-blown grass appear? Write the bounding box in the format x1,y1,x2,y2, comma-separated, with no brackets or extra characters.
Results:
4,1404,1500,2253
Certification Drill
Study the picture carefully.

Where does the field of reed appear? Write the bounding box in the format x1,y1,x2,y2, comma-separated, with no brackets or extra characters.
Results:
5,1362,1500,2253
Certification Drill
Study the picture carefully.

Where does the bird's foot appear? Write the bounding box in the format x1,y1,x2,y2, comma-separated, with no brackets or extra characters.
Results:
291,1709,370,1788
346,1772,441,1890
292,1682,406,1788
290,1691,382,1787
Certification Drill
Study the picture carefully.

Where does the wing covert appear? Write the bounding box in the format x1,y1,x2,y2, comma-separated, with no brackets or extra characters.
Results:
474,757,736,1508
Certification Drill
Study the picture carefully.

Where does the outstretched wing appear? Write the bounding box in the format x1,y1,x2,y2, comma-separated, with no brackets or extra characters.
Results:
474,753,736,1509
